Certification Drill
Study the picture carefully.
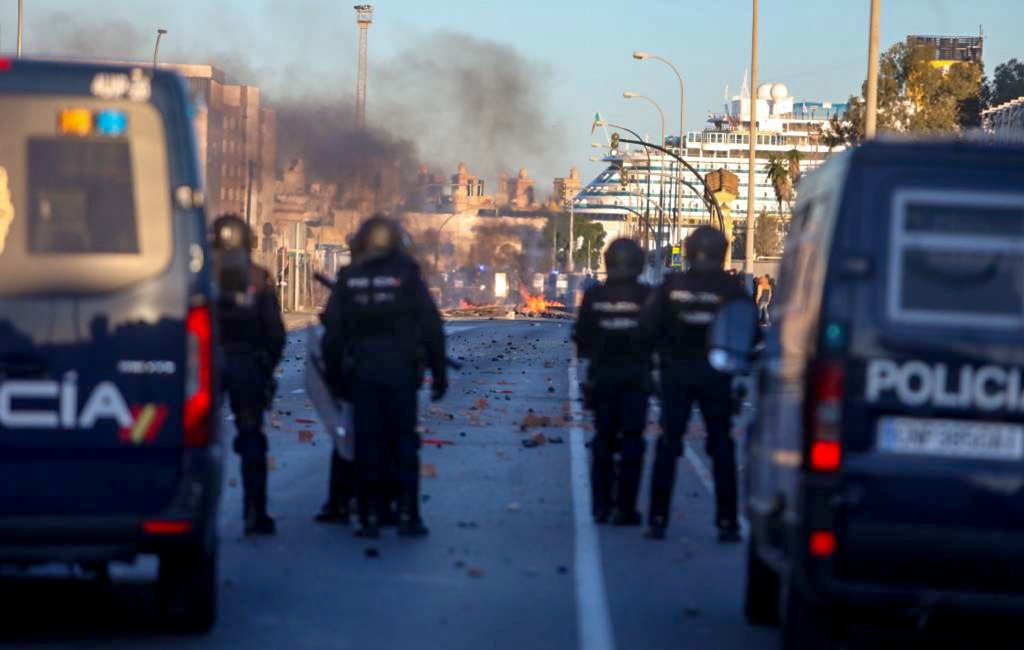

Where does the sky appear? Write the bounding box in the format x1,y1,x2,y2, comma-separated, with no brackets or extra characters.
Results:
3,0,1023,189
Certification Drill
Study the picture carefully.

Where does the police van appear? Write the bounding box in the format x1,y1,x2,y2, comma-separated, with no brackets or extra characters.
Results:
743,137,1024,647
0,60,221,631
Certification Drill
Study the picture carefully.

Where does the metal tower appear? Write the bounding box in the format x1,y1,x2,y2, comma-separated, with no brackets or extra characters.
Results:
354,4,373,129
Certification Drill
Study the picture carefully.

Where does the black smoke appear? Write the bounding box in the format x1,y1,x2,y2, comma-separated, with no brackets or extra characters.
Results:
25,8,564,198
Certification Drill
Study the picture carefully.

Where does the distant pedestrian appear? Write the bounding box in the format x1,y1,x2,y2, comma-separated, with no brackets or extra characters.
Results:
756,275,773,325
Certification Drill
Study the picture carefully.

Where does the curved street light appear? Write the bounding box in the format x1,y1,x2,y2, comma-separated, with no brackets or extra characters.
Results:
633,51,686,247
622,91,666,147
618,96,668,258
632,51,685,143
615,135,727,234
151,28,167,68
598,121,653,250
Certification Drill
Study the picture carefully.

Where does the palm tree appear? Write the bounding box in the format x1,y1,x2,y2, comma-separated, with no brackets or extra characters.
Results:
764,154,790,217
785,148,803,186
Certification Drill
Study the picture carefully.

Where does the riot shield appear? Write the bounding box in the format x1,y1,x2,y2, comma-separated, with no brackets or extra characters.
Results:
304,324,354,461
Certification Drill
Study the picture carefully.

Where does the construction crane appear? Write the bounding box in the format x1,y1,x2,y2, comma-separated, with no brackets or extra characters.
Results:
354,4,373,130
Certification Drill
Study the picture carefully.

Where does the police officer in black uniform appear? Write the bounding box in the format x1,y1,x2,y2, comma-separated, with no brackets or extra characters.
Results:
212,214,286,536
321,215,447,539
643,226,748,542
573,239,653,525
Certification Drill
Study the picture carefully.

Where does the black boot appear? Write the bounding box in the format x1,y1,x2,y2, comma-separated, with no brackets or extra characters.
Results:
396,478,428,538
317,451,352,524
354,515,380,539
591,437,615,524
614,436,645,526
242,457,275,536
645,516,667,540
314,501,350,524
355,493,381,538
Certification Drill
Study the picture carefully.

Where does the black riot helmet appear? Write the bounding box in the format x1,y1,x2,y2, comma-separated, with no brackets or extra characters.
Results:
211,214,253,297
350,214,403,263
684,226,728,272
603,238,645,281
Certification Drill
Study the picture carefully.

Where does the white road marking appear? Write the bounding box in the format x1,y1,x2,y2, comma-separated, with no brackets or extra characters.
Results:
568,357,616,650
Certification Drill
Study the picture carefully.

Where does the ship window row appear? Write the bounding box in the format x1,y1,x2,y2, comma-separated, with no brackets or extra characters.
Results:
685,132,832,148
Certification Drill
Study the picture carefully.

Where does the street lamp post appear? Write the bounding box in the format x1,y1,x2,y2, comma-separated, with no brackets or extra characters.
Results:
153,28,168,68
865,0,881,138
566,194,575,273
433,212,457,276
17,0,24,57
745,0,759,274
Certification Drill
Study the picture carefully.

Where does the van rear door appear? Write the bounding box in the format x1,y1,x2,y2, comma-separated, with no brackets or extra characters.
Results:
0,93,189,518
832,155,1024,593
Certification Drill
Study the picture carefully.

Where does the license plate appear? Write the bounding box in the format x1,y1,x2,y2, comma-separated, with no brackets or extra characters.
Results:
877,417,1024,461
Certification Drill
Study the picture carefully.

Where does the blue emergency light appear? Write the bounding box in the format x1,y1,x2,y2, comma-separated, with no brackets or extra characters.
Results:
94,110,128,136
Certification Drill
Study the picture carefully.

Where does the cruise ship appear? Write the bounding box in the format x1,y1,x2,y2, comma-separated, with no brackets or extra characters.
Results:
575,77,848,251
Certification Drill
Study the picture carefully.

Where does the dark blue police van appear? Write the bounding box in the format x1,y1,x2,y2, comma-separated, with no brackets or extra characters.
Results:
0,59,221,632
744,137,1024,647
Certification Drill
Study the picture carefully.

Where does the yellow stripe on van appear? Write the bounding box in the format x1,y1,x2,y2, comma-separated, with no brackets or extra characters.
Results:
131,405,156,445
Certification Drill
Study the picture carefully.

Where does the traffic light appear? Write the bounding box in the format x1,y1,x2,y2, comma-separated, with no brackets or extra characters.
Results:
610,132,620,153
620,169,631,188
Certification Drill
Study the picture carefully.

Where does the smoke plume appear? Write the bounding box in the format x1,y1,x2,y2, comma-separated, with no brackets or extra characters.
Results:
26,7,565,196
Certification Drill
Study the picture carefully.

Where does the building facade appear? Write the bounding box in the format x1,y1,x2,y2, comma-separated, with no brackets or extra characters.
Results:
166,64,277,250
906,33,984,71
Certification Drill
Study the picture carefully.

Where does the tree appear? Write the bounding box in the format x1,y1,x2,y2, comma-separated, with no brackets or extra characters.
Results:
754,210,782,258
785,148,803,185
987,58,1024,107
543,212,607,272
834,42,983,144
764,155,791,216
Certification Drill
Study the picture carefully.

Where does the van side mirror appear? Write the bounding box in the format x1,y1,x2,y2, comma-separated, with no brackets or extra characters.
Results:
707,298,759,374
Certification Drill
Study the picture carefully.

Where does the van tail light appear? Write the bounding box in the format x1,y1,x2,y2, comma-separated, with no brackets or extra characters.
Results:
0,59,12,72
142,519,193,535
808,360,844,472
184,305,213,447
809,530,836,558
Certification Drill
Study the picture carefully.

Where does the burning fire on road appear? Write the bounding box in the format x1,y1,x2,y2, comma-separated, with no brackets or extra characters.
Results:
517,287,564,316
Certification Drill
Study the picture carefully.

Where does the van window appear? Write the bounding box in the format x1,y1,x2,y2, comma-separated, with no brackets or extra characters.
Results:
28,139,138,254
0,96,172,296
888,190,1024,329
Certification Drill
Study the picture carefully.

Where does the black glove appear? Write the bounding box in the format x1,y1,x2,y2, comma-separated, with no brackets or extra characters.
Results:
431,375,448,402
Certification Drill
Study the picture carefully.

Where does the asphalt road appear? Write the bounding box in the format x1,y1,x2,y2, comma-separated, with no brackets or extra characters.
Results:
0,319,776,650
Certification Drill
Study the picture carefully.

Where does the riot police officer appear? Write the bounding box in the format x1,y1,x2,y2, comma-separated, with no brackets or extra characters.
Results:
321,215,447,539
573,239,653,525
212,214,286,536
643,226,748,542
